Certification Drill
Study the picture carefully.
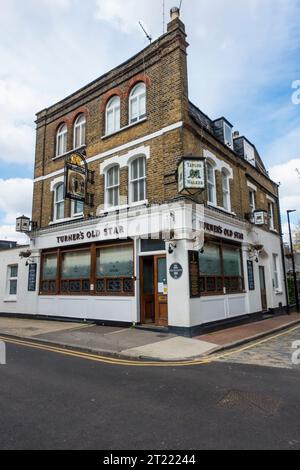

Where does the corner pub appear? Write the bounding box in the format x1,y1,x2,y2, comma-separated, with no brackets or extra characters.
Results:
0,8,287,336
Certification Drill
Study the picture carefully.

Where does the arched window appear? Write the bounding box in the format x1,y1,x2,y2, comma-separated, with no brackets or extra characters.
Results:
106,96,121,135
129,83,146,124
221,169,231,212
207,161,216,205
56,123,68,157
106,165,120,207
73,114,86,149
54,183,65,221
130,156,146,203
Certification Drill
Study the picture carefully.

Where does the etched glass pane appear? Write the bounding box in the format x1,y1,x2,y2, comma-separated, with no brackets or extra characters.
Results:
199,244,221,276
43,254,57,280
97,246,134,278
223,247,242,277
62,251,91,279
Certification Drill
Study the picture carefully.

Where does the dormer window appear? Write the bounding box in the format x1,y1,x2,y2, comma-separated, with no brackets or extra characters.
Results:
224,123,233,149
244,141,256,166
213,118,233,149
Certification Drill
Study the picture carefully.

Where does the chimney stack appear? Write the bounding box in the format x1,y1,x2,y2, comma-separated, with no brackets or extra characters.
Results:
170,7,180,21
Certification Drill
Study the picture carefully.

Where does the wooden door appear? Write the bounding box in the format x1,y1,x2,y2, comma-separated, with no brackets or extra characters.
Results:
140,257,155,324
154,256,168,327
259,266,268,312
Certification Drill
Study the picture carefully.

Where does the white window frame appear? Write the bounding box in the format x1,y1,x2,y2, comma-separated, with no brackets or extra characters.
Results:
221,169,231,212
273,254,281,292
7,265,18,297
224,122,233,149
129,83,146,124
249,189,256,213
106,96,121,135
56,123,68,157
71,200,84,218
268,202,275,230
244,141,256,167
73,114,86,149
54,183,65,221
105,165,120,208
129,156,147,204
207,161,217,206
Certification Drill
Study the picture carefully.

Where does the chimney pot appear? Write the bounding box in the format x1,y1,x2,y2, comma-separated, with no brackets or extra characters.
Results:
170,7,180,21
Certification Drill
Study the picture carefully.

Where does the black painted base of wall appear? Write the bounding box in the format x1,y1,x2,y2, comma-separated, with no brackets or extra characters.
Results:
169,305,289,338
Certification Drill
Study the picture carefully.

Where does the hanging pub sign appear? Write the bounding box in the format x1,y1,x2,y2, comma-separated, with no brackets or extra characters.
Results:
178,157,206,195
253,210,268,226
64,152,88,203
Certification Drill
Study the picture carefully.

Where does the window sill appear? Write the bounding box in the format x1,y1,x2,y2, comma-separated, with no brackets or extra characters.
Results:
4,297,17,303
52,145,86,161
207,203,235,216
100,200,149,214
49,216,84,226
269,228,278,234
102,118,147,140
275,290,283,295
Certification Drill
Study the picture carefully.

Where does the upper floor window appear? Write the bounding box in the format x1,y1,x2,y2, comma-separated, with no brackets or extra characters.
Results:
222,169,231,212
273,254,281,291
129,83,146,124
7,265,18,296
72,200,84,217
54,183,65,221
249,190,256,213
207,161,216,206
268,202,275,230
224,123,233,149
130,156,146,203
73,114,86,149
56,123,68,157
106,96,121,135
106,165,120,207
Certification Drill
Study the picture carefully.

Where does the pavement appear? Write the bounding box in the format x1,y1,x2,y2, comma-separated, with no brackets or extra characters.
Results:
0,313,299,361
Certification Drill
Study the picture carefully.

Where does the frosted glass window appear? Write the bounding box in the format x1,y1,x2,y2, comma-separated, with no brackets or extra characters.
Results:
62,251,91,279
199,244,221,276
97,246,134,278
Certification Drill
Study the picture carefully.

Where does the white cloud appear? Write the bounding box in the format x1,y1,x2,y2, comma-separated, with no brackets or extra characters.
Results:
0,225,29,245
0,122,35,165
0,179,33,224
265,125,300,167
269,159,300,215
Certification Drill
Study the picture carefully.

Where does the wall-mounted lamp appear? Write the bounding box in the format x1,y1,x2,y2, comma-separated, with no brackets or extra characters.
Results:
168,243,177,255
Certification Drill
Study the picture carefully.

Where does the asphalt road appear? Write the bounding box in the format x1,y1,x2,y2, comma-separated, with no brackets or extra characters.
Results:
0,338,300,450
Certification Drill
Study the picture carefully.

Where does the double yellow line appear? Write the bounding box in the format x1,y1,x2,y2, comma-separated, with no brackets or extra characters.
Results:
0,323,299,368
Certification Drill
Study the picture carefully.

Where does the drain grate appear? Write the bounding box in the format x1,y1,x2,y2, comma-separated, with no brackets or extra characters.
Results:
218,390,282,416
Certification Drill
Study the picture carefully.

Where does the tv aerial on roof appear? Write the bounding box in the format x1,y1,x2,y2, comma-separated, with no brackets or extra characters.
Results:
139,21,152,44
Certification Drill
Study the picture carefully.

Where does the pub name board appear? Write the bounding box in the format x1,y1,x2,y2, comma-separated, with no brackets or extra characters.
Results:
204,222,244,241
56,226,125,244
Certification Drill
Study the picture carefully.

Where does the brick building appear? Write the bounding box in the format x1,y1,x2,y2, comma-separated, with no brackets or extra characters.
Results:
0,8,287,335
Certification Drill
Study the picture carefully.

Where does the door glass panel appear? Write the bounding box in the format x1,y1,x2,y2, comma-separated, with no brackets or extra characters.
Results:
143,260,153,294
157,258,167,294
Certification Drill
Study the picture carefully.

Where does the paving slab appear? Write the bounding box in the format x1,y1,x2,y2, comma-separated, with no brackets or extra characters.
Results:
37,325,174,353
198,313,300,348
122,337,217,361
0,317,85,338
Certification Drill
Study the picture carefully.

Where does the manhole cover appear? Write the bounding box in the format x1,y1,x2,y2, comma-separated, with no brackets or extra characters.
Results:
218,390,282,416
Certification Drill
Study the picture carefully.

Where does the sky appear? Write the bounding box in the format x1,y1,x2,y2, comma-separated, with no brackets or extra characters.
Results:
0,0,300,244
